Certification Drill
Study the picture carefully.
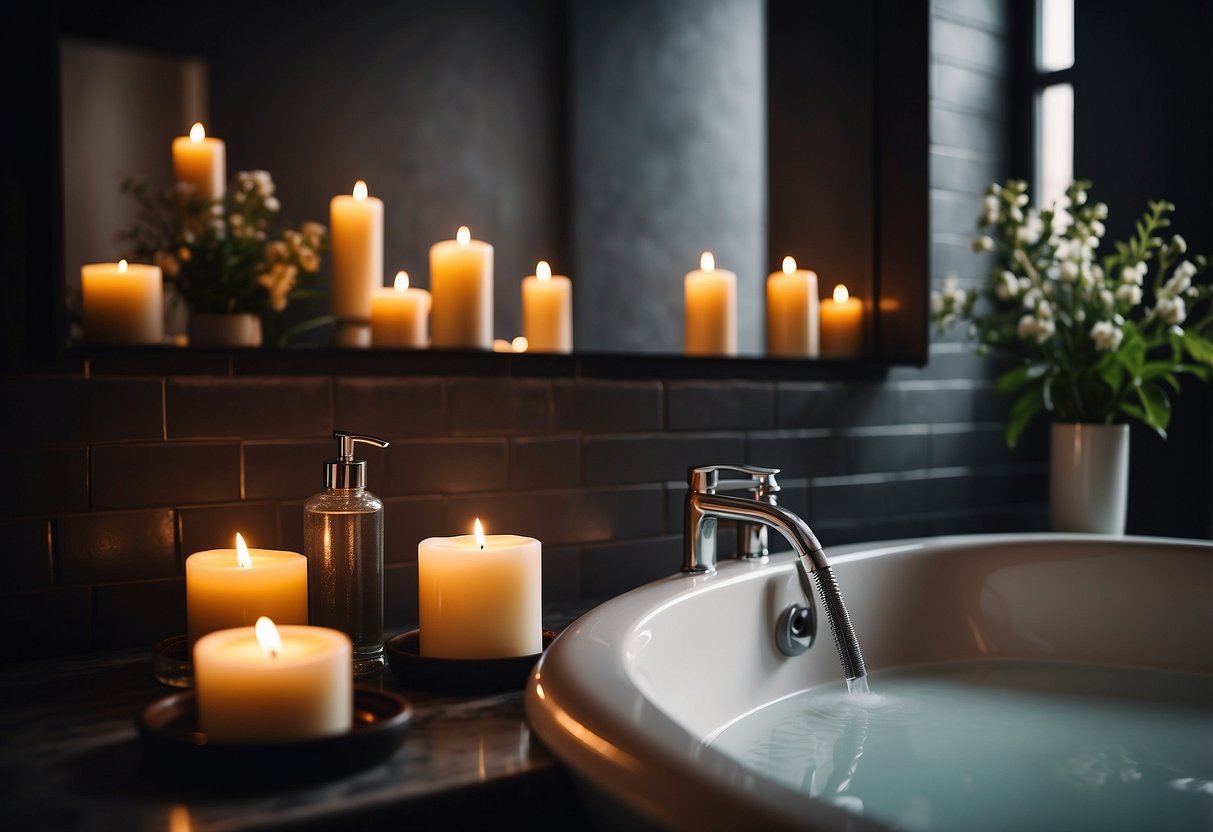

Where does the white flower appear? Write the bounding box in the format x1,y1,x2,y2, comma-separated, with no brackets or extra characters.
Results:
1120,264,1144,285
1017,314,1055,344
1009,205,1024,223
1115,284,1143,307
264,196,281,213
1170,235,1187,255
1089,321,1124,351
930,291,944,314
1016,213,1044,244
1075,307,1086,322
1162,261,1198,298
972,235,995,253
995,270,1019,300
1035,316,1056,342
981,195,999,223
1100,289,1114,309
1036,299,1054,319
1072,189,1088,206
1092,202,1108,220
229,213,244,228
1186,286,1200,299
1089,220,1106,238
1060,261,1079,282
1017,314,1035,339
1089,264,1105,284
1023,287,1043,309
1155,296,1187,325
258,262,298,312
1015,193,1029,207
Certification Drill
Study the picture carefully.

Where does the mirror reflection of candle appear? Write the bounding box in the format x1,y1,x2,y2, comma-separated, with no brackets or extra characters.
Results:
522,260,572,353
820,283,864,358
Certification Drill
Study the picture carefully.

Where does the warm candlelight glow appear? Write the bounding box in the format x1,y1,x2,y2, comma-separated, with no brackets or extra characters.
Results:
457,225,471,246
700,251,715,272
833,284,850,303
235,532,252,569
473,518,486,549
394,270,409,291
117,259,128,273
189,122,205,143
783,256,797,274
512,335,529,352
352,180,368,201
492,339,513,352
255,616,282,658
536,260,552,282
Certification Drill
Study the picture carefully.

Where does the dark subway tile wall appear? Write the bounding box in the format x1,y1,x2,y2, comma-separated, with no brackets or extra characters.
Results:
0,5,1044,658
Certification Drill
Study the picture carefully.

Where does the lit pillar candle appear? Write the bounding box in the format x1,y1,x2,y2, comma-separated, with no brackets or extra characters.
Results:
194,617,352,742
684,251,737,356
185,533,308,649
430,226,493,349
80,259,164,344
171,122,225,202
330,180,383,347
820,283,864,357
417,519,541,659
766,256,820,357
521,260,572,353
371,270,431,348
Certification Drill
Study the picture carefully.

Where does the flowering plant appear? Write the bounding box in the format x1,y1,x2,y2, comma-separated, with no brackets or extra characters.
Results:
120,170,327,319
933,179,1212,446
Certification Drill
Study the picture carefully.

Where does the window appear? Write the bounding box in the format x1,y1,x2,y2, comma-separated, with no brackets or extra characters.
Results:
1032,0,1075,209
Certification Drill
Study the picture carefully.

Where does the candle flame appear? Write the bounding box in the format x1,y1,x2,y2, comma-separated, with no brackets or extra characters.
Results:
512,336,529,352
255,616,282,658
457,226,471,246
353,180,368,201
473,518,486,549
235,532,253,568
190,122,205,143
118,259,129,273
536,260,552,282
833,284,850,303
782,256,797,275
395,270,409,291
700,251,715,272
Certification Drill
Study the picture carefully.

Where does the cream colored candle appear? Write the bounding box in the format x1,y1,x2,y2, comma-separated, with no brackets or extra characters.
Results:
430,226,494,349
766,256,820,357
330,180,384,345
371,271,431,348
194,617,352,742
418,519,541,659
185,533,308,649
521,260,572,353
684,251,737,356
80,259,164,345
820,283,864,357
171,122,225,202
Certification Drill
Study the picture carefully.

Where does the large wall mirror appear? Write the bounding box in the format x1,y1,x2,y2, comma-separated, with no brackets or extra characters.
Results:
54,0,927,363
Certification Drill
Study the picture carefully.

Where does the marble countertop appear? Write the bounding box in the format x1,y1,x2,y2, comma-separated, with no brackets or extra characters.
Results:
0,610,596,831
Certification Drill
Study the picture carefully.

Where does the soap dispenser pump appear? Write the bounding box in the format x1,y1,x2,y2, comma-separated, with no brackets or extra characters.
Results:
305,430,389,676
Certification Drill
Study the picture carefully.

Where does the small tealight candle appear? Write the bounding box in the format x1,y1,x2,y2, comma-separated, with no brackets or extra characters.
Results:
194,617,352,742
171,122,226,202
766,256,820,357
371,271,431,348
417,518,541,659
684,251,737,356
185,533,308,649
521,260,573,353
430,226,494,349
80,259,164,345
820,283,864,357
330,180,384,347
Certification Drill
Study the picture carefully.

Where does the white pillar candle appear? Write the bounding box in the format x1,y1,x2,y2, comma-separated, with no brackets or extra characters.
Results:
330,180,384,346
171,122,225,202
429,226,494,349
521,260,572,353
766,256,820,357
684,251,737,356
185,533,308,649
371,271,431,348
417,519,541,659
194,617,352,742
819,283,865,357
80,259,164,345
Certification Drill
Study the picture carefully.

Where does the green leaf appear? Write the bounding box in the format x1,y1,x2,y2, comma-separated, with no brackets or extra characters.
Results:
1097,353,1124,394
1182,331,1213,368
995,363,1049,397
276,314,335,348
1135,382,1172,438
1005,386,1044,449
1116,334,1147,377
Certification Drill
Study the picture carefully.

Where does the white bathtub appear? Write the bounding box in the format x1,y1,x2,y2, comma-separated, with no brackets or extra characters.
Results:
525,534,1213,831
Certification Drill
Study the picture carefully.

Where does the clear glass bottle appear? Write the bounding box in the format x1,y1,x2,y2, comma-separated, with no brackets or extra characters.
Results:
305,431,389,676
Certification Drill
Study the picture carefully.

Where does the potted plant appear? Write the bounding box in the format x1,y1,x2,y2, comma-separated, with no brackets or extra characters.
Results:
933,179,1211,533
121,170,328,347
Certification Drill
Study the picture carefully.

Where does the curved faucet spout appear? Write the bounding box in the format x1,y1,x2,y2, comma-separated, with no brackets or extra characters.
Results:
684,490,867,682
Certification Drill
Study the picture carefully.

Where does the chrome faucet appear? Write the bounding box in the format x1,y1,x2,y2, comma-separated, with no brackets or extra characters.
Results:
683,464,867,682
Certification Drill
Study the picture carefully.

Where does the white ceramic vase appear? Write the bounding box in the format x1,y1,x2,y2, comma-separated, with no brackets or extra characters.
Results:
188,313,263,348
1049,422,1129,534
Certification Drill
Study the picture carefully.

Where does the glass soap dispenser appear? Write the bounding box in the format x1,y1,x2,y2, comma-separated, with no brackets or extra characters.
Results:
305,430,389,676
